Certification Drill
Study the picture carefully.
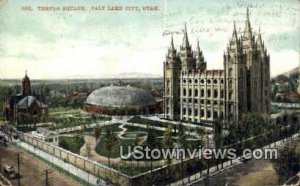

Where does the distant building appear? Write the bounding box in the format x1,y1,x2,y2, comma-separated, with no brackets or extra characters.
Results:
85,85,157,115
3,72,48,124
163,8,270,123
31,128,59,145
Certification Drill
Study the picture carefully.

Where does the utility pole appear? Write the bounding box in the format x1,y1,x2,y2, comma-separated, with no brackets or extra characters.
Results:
17,153,20,175
16,152,22,186
42,169,52,186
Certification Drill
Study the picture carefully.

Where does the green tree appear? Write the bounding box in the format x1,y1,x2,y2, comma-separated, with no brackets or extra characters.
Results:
163,124,174,166
72,131,82,150
134,133,144,169
94,125,102,142
177,123,189,184
105,128,119,167
213,119,224,170
271,144,300,184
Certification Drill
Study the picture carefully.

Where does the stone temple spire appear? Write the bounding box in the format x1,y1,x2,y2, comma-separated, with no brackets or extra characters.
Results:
167,35,177,59
257,27,263,48
182,23,190,48
231,21,238,42
196,39,201,53
170,35,175,50
243,7,252,39
195,39,206,71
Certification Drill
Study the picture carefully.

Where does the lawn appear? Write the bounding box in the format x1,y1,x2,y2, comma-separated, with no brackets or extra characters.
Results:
95,136,134,158
58,136,84,154
95,124,202,159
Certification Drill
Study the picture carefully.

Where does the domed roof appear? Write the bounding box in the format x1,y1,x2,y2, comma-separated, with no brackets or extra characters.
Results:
86,86,156,108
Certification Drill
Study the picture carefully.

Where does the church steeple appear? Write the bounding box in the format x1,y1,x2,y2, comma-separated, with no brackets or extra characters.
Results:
182,23,190,48
195,39,206,71
22,70,31,95
170,35,175,50
180,23,195,71
243,7,252,40
257,27,263,48
231,21,238,42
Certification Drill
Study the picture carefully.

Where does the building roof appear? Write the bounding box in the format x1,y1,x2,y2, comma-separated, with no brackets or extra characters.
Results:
85,86,156,108
17,96,48,109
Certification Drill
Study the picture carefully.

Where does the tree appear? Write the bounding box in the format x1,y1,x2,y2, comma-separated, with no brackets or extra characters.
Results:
271,144,300,184
145,126,159,174
73,131,82,150
59,138,69,150
177,123,189,184
163,124,174,166
105,128,119,167
213,119,224,170
134,133,145,169
94,125,102,142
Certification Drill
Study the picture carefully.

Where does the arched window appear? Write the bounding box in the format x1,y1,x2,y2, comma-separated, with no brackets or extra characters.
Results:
214,89,218,98
201,89,204,97
207,89,211,97
201,110,204,117
183,88,186,96
188,109,192,115
207,110,211,118
195,89,198,97
188,89,192,96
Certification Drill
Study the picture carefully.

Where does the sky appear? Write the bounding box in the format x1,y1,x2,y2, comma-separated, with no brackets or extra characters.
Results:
0,0,299,79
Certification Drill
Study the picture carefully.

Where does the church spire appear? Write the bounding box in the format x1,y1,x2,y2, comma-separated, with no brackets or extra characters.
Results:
170,35,175,50
22,70,31,95
182,23,190,48
243,7,252,39
195,39,206,71
257,27,263,48
196,38,201,52
231,21,238,42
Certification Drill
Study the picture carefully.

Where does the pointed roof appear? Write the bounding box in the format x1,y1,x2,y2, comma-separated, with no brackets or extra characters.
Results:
18,96,36,109
243,7,252,39
196,39,201,53
257,27,263,48
231,21,238,42
182,23,190,48
17,96,48,109
170,35,175,50
23,70,30,81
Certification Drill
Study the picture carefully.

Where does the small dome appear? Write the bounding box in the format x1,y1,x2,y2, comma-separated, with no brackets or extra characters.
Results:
85,86,156,108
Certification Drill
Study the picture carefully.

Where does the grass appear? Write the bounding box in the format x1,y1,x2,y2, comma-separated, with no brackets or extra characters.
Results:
58,136,84,154
95,136,134,158
49,107,82,116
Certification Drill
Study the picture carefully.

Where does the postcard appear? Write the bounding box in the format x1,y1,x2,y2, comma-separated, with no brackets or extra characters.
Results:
0,0,299,185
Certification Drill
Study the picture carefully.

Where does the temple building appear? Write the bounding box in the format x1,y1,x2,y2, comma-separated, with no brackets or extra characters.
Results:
163,9,270,124
3,72,48,124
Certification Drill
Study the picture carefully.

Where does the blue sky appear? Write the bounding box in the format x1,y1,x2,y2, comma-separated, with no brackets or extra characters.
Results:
0,0,299,79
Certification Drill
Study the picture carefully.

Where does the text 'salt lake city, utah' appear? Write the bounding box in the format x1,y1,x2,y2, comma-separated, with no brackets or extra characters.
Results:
0,0,299,186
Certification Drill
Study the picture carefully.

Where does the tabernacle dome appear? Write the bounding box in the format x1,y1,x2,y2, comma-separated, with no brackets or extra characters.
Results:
84,85,157,115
